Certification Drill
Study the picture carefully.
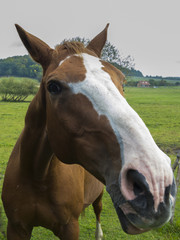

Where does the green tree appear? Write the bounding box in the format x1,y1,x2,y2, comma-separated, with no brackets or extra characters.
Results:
149,79,156,86
61,37,135,70
126,81,138,87
0,55,42,81
0,78,38,102
159,79,168,86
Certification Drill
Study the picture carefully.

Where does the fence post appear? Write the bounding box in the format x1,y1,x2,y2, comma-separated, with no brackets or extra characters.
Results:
170,152,180,224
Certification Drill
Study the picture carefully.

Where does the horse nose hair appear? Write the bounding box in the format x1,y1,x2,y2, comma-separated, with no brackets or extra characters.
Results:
127,170,149,196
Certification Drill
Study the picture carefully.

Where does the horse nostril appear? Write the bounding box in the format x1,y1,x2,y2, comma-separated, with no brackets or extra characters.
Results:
133,182,144,196
126,170,149,196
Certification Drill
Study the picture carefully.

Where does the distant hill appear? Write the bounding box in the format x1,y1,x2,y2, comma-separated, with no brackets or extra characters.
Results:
146,75,180,81
0,55,42,81
126,76,180,87
111,62,144,77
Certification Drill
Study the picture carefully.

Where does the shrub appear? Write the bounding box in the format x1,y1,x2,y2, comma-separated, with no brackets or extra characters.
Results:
0,78,38,102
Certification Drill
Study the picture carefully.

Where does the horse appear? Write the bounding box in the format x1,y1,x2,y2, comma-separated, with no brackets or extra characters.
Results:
1,28,105,240
2,24,176,239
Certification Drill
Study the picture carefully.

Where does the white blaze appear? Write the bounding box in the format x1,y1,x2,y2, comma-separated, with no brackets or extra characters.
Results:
67,53,173,211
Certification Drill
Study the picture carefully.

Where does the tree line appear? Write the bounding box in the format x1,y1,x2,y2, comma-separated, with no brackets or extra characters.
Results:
126,78,180,87
0,55,42,80
0,38,143,81
146,75,180,81
0,54,143,80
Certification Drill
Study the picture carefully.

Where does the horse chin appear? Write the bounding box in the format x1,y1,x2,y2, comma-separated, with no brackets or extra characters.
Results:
106,182,147,234
115,206,150,235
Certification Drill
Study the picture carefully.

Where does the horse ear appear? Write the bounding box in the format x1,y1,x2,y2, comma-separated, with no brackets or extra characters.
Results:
87,23,109,57
15,24,53,70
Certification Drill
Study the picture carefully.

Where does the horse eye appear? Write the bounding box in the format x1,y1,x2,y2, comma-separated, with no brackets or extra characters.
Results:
47,81,62,95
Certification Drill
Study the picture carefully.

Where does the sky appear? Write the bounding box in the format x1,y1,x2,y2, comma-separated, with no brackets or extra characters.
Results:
1,0,180,77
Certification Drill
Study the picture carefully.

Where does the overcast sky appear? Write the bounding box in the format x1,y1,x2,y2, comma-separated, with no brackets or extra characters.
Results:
1,0,180,77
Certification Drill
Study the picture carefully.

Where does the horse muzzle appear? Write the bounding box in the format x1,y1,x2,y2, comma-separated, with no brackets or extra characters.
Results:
107,170,176,234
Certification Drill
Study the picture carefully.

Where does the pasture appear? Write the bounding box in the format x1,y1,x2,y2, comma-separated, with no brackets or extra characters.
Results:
0,86,180,239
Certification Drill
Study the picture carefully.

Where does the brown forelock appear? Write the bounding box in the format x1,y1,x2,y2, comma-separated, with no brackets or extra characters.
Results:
55,41,98,58
101,61,125,96
56,41,85,55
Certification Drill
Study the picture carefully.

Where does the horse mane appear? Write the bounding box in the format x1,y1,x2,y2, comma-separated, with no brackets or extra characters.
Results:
55,41,86,55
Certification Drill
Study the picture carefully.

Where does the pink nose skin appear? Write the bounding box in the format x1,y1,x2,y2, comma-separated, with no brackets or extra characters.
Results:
118,169,176,231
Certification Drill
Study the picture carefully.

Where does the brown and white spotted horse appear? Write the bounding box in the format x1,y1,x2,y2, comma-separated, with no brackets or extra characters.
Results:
2,24,176,240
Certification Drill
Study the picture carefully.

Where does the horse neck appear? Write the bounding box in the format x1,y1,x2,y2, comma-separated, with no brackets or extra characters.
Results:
19,83,53,181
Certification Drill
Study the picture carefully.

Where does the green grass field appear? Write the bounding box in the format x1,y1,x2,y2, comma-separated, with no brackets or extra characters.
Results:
0,77,39,83
0,87,180,239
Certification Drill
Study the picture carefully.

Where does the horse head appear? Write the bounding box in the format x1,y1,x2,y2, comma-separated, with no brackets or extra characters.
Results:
15,24,176,234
